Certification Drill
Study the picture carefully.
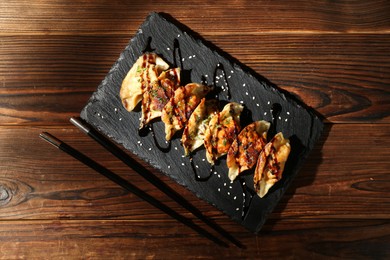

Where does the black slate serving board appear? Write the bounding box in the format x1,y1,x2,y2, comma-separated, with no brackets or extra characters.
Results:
80,12,323,233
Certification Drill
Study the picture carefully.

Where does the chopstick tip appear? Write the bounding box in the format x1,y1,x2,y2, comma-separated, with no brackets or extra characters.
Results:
70,117,90,134
39,132,62,148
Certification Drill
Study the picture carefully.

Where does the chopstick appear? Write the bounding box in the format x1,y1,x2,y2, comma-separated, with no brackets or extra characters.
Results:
70,117,244,249
39,132,228,247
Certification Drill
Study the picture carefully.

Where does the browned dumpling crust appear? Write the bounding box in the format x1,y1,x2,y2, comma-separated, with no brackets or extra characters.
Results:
227,120,270,181
161,83,211,140
181,99,219,156
254,132,291,198
140,68,181,128
120,53,169,112
204,102,243,165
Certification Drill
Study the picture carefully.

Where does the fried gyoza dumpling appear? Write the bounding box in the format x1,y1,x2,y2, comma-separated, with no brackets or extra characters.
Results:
226,120,270,181
161,83,211,140
181,99,219,156
140,68,181,128
254,132,291,198
204,102,243,165
120,53,169,112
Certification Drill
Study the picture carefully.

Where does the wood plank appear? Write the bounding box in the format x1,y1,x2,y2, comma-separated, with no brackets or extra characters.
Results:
0,219,388,258
0,124,388,221
1,0,390,35
0,34,389,125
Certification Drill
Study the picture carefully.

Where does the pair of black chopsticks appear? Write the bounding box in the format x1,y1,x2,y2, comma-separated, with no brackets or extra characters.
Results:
40,117,243,248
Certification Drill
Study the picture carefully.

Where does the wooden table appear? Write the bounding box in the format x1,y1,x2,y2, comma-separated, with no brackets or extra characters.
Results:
1,1,389,258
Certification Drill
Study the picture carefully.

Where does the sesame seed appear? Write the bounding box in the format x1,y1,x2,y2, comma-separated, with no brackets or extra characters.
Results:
218,174,221,178
287,111,290,115
285,118,288,122
202,158,206,161
114,108,118,112
205,75,208,78
278,116,282,120
119,118,122,121
245,92,249,95
264,112,267,116
195,165,199,169
240,100,244,104
229,186,232,189
174,146,178,150
256,103,260,107
227,192,230,195
148,147,152,151
228,75,231,79
189,56,193,59
267,101,271,105
233,196,237,200
167,47,170,51
243,83,246,87
236,208,240,211
168,165,171,169
193,54,196,57
252,96,256,100
181,163,185,166
181,155,185,158
231,70,234,73
224,183,227,186
177,34,180,37
218,188,221,192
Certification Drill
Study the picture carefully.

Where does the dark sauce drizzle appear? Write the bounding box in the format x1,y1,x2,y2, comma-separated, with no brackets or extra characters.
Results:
213,63,232,100
239,176,256,220
269,103,282,141
142,36,155,53
189,155,213,182
150,124,171,153
201,75,208,86
173,38,183,69
138,124,171,153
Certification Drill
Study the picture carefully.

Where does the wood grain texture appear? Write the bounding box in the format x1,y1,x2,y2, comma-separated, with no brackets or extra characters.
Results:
0,124,388,221
1,34,389,125
0,219,388,259
1,0,389,35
